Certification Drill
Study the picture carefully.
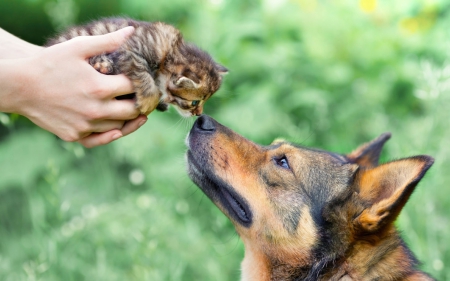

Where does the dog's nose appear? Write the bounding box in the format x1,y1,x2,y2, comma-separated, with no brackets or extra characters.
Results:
194,115,215,132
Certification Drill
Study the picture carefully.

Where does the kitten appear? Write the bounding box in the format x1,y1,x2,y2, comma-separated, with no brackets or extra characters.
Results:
46,18,228,117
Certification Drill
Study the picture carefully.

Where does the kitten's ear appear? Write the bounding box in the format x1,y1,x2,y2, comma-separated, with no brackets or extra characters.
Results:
216,64,228,75
176,77,200,89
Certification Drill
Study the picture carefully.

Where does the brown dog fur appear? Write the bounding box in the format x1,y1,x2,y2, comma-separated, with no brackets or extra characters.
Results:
186,115,435,281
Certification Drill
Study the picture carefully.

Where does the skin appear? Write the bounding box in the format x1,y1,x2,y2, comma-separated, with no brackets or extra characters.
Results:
0,27,147,148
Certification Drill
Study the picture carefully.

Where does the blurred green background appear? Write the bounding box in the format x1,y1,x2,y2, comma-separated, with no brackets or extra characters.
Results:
1,0,449,280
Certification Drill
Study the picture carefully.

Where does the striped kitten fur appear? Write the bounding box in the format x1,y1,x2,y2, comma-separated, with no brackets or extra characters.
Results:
46,18,228,117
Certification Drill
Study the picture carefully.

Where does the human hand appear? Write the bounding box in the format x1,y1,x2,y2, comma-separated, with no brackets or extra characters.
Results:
0,26,147,148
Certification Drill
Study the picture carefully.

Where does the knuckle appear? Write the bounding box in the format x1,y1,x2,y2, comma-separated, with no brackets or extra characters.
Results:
89,81,108,98
60,131,80,142
80,141,93,149
74,121,92,134
78,95,106,121
67,36,85,49
127,108,140,119
84,107,103,121
80,135,110,149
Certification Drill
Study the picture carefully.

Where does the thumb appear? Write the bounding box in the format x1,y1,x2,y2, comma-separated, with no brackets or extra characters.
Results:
76,26,135,58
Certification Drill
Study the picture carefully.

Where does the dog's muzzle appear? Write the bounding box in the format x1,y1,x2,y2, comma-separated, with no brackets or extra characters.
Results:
186,115,253,227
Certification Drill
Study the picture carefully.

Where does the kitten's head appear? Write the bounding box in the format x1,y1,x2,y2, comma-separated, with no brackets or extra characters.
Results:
158,43,228,117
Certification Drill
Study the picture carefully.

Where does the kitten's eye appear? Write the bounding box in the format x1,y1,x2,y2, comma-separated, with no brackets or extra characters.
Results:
191,100,200,107
274,156,290,170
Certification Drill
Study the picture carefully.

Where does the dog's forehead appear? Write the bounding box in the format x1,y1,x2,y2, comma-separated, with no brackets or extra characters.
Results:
297,146,349,164
269,141,348,164
258,141,353,249
266,141,353,205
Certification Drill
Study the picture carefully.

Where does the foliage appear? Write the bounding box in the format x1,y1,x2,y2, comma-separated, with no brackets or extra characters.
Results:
1,0,450,280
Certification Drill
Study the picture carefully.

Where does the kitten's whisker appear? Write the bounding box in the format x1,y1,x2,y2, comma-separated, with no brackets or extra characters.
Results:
183,117,195,132
166,116,185,132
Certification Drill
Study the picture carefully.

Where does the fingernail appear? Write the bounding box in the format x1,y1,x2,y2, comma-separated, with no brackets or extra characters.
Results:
112,133,122,140
138,119,147,127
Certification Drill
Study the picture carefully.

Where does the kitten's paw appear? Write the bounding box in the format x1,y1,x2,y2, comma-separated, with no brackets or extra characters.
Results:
93,61,114,74
89,56,114,74
135,93,161,115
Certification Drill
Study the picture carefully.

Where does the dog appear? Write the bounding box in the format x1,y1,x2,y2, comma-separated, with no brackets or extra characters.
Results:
186,115,435,281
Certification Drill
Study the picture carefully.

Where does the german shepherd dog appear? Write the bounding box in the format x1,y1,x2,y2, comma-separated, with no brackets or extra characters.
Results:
186,115,435,281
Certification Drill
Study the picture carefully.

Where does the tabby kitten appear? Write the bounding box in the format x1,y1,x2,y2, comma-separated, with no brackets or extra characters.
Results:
46,18,228,117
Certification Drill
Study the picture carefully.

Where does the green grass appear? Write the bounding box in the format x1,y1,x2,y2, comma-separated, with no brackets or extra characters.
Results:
1,0,449,280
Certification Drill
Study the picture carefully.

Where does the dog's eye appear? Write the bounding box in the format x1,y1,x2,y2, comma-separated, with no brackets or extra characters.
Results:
274,156,290,169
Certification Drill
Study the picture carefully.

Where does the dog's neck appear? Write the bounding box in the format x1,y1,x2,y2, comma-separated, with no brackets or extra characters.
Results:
240,228,434,281
240,242,271,281
240,243,342,281
240,245,339,281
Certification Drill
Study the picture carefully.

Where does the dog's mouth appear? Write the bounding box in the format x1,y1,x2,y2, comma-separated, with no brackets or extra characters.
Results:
187,150,253,227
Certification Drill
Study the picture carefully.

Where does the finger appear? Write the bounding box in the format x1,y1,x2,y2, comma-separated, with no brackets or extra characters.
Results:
90,119,125,133
78,130,123,148
101,98,140,120
78,115,147,148
120,115,147,136
75,26,135,58
100,74,134,98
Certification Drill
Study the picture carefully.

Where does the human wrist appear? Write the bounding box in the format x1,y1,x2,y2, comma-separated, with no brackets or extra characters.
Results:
0,29,44,59
0,57,37,115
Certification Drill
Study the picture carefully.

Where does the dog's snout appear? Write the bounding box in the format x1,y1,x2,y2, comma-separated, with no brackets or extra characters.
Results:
194,115,216,132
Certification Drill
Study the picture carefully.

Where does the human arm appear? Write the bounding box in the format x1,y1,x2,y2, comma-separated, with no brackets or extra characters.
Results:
0,27,147,148
0,28,43,59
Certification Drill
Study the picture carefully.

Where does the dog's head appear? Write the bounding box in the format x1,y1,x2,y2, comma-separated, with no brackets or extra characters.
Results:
186,115,433,275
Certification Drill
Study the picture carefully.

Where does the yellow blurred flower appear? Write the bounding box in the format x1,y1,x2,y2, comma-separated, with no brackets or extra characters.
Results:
359,0,377,13
399,5,437,34
400,17,420,34
293,0,317,11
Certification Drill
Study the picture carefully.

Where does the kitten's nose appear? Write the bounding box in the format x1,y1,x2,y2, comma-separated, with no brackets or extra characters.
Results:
194,115,215,132
192,106,203,116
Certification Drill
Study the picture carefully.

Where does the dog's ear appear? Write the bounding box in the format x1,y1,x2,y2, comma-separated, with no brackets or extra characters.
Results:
354,155,433,233
347,133,391,168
